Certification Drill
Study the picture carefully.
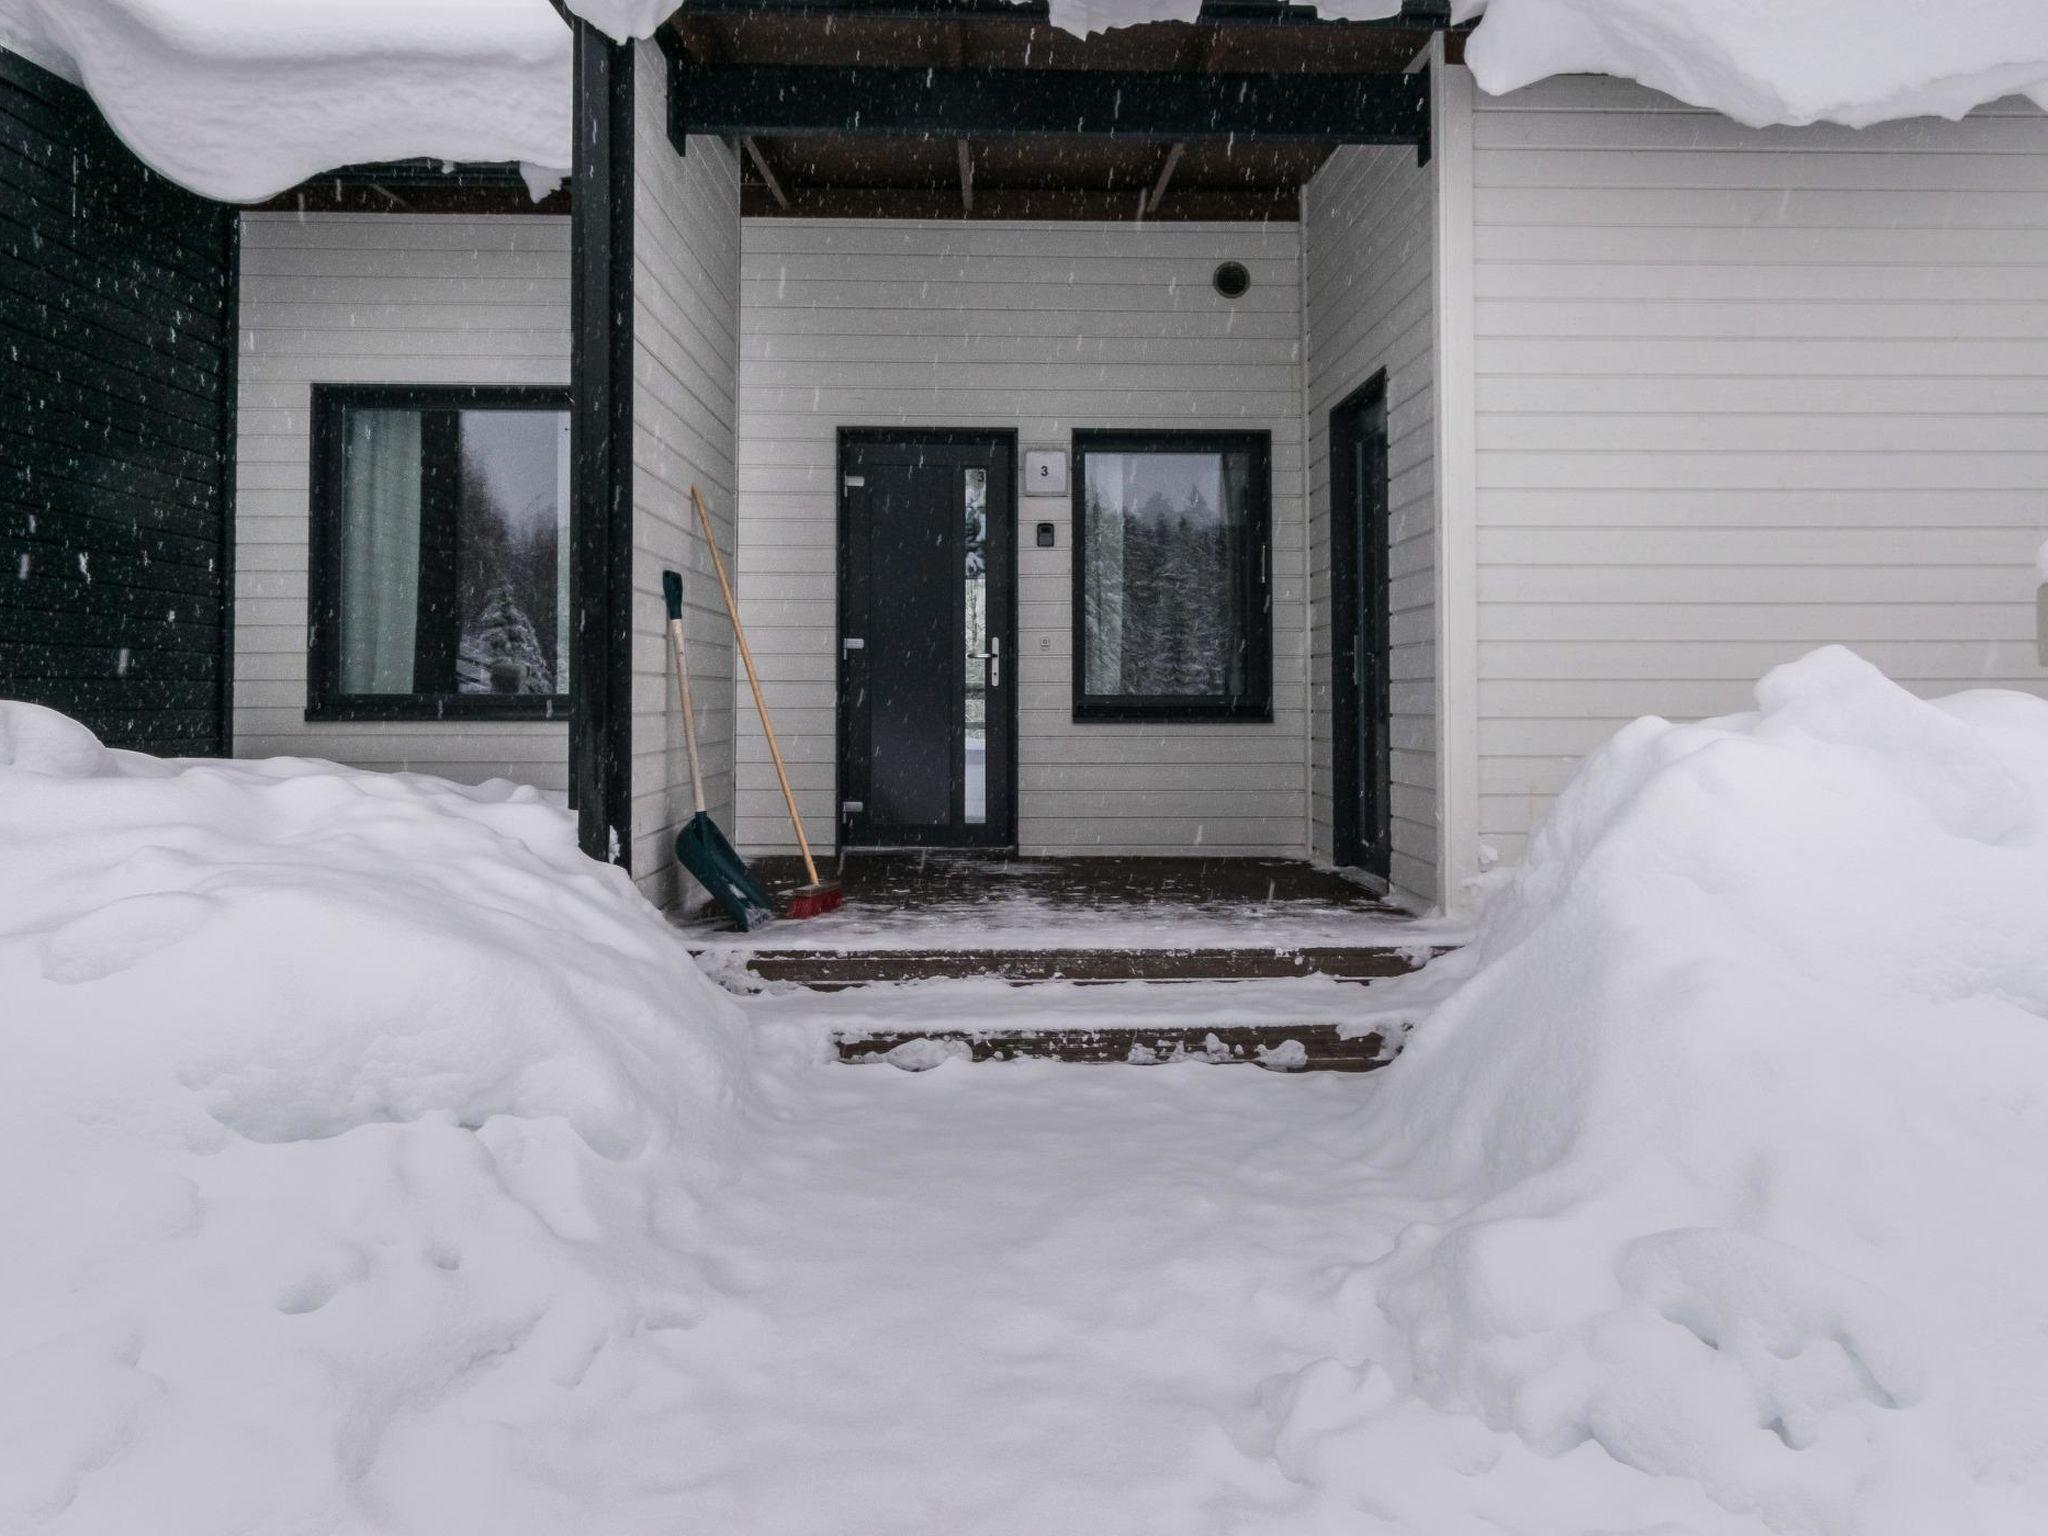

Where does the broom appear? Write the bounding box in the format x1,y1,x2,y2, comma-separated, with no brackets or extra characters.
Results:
690,485,844,919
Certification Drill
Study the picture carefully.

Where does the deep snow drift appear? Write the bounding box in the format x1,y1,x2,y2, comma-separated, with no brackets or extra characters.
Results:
0,705,749,1533
6,646,2048,1534
1267,647,2048,1532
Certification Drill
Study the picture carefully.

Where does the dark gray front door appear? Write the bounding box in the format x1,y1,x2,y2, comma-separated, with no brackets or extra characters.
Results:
838,432,1015,848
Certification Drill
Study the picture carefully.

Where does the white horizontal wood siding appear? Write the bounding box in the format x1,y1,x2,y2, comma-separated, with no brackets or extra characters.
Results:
628,39,742,909
233,211,570,787
1303,141,1440,904
736,218,1307,857
1473,79,2048,864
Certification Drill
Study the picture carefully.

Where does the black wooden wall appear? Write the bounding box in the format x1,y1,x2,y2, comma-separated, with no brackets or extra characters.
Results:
2,51,237,756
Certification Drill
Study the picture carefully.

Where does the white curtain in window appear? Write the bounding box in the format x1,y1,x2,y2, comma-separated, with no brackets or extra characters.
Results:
339,410,423,694
555,414,572,691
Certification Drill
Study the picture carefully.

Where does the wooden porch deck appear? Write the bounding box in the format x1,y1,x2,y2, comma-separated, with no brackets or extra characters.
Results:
678,854,1459,1071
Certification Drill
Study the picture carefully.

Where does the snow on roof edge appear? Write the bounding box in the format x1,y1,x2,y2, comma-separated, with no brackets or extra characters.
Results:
13,0,2048,207
1453,0,2048,131
0,0,573,205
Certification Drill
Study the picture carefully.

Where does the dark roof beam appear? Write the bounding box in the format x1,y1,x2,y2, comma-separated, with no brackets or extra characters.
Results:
673,61,1431,153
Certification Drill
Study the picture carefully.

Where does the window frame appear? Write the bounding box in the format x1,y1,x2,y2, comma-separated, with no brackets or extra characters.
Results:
1068,428,1274,724
305,383,574,724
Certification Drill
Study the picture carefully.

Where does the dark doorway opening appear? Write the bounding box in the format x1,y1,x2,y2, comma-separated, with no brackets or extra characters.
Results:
1330,374,1392,880
838,430,1017,849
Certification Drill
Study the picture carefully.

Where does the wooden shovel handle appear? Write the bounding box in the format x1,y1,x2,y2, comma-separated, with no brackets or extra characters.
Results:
690,485,823,888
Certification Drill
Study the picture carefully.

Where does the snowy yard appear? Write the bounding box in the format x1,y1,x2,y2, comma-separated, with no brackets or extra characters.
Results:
6,646,2048,1535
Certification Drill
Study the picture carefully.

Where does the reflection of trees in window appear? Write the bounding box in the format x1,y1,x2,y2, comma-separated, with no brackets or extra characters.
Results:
1082,452,1250,703
964,467,987,731
456,441,559,695
316,388,570,717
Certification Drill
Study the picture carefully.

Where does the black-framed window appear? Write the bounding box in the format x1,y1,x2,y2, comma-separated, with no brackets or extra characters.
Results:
307,385,572,722
1071,430,1272,722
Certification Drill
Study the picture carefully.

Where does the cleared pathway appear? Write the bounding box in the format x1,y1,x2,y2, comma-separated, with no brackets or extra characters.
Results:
650,1029,1417,1536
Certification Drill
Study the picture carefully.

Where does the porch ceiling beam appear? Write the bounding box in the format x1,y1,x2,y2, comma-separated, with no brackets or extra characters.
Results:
671,61,1431,148
741,134,792,209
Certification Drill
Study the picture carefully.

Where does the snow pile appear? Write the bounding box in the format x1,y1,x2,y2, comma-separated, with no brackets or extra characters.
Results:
1262,648,2048,1532
0,0,570,203
6,651,2048,1533
0,704,747,1535
1457,0,2048,128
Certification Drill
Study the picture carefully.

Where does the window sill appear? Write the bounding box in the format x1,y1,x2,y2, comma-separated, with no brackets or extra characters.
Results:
305,697,571,725
1072,701,1273,724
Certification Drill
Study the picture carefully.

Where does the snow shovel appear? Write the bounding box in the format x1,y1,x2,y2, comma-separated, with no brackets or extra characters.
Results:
664,568,775,931
690,485,844,919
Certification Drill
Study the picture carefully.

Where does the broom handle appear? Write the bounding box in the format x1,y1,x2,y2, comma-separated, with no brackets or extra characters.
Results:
663,570,708,817
691,485,823,888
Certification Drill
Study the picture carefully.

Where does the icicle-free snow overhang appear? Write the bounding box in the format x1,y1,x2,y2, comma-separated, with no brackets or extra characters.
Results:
665,0,1454,220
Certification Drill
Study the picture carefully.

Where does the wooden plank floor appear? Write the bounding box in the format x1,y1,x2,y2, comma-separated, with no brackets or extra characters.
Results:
737,851,1409,915
837,1021,1400,1072
743,944,1440,988
684,852,1437,987
685,855,1445,1068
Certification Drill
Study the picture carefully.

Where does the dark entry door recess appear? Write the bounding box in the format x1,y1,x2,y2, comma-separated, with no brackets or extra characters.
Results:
1330,377,1392,880
839,431,1016,848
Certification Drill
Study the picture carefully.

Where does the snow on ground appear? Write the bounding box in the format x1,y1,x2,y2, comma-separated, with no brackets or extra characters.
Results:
0,703,750,1533
1305,646,2048,1533
7,645,2048,1534
737,971,1428,1042
681,892,1460,955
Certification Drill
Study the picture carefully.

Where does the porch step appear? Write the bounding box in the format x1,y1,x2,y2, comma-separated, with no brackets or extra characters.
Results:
837,1021,1401,1073
717,943,1442,989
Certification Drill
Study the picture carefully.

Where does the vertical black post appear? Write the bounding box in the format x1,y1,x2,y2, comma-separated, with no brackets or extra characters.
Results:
569,21,635,867
217,211,242,757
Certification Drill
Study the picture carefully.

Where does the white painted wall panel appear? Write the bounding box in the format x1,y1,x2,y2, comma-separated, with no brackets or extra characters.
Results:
1472,77,2048,865
627,39,742,909
1302,142,1441,905
736,218,1306,857
233,212,570,786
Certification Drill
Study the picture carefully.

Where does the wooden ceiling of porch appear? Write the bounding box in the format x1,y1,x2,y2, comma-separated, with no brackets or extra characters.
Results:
669,0,1462,222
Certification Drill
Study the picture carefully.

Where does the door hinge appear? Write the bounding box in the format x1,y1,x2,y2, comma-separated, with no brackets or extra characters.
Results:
841,799,864,819
842,637,865,655
843,474,865,489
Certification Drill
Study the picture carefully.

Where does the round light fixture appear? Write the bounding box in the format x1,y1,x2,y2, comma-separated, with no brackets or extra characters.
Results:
1212,261,1251,299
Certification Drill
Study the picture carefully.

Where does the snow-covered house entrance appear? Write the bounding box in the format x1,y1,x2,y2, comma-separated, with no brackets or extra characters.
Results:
8,0,2048,927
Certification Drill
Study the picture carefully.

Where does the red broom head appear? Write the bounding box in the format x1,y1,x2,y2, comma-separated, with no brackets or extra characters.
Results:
784,883,843,919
